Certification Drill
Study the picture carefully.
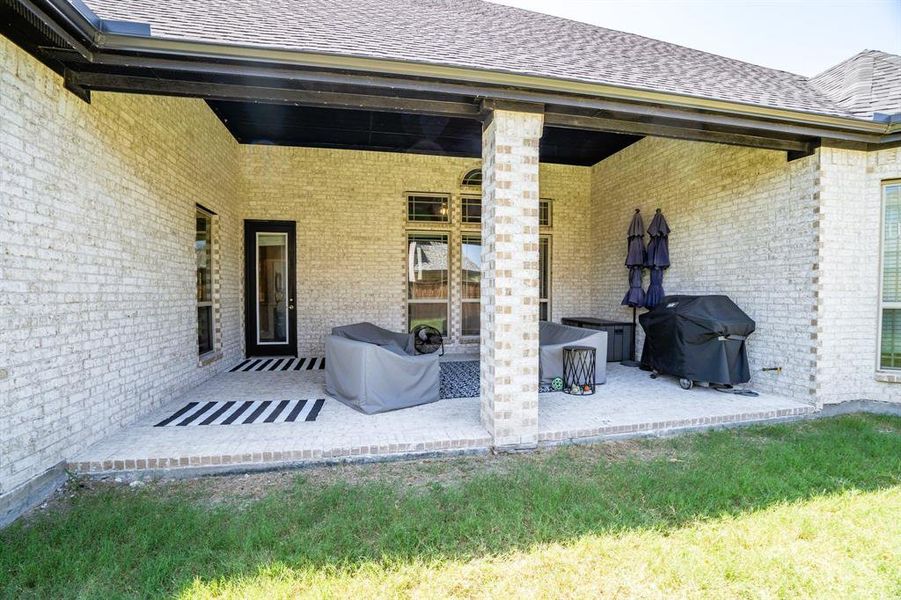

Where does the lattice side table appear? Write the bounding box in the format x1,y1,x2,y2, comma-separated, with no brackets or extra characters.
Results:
562,345,596,396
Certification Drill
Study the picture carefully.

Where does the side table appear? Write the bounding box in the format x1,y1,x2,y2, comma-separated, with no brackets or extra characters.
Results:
563,345,596,395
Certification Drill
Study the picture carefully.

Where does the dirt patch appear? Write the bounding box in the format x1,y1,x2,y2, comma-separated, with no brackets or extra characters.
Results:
25,437,691,517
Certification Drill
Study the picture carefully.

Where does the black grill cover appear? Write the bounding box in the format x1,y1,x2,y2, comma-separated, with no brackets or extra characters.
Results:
639,295,755,385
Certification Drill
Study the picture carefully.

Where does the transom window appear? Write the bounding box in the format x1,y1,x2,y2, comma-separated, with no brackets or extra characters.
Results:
461,196,482,224
407,194,449,223
407,233,449,335
880,181,901,370
461,168,482,187
459,196,551,226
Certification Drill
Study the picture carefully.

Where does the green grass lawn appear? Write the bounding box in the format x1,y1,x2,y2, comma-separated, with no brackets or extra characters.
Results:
1,415,899,599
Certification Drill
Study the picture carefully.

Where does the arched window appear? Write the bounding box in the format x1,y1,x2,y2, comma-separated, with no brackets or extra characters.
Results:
461,168,482,187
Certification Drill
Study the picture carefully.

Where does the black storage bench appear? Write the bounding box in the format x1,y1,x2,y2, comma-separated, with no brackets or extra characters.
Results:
561,317,635,363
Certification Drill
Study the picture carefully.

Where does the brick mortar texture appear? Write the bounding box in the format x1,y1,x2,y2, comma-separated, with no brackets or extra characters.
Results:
589,137,820,401
0,37,243,496
815,145,901,404
4,28,898,502
479,110,544,447
237,145,590,357
1,34,592,497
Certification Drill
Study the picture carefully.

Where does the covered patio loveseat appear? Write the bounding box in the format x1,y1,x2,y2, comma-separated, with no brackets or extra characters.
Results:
325,322,440,414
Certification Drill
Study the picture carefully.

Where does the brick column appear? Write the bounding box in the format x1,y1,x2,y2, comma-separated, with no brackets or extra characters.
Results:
480,108,544,448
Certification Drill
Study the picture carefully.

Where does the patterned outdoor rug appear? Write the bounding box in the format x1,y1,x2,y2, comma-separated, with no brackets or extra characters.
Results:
154,398,325,427
229,357,325,372
440,360,554,399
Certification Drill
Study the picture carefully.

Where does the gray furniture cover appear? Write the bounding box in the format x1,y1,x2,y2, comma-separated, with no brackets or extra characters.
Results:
325,322,440,414
539,321,608,385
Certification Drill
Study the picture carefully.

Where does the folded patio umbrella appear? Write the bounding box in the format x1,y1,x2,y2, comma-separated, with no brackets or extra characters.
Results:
644,209,671,309
645,267,665,309
624,209,646,267
622,265,645,307
621,209,646,365
645,209,671,269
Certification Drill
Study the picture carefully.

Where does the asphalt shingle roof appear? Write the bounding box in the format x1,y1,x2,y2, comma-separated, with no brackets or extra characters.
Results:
810,50,901,120
81,0,866,119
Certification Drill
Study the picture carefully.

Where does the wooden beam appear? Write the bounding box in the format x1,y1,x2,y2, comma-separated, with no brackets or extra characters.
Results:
545,112,813,153
70,72,481,118
480,98,545,115
63,68,91,103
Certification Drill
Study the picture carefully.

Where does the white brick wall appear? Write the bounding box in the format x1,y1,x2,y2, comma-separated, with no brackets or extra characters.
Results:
479,109,543,447
589,137,820,401
3,28,897,506
0,37,243,497
816,145,901,404
238,145,590,356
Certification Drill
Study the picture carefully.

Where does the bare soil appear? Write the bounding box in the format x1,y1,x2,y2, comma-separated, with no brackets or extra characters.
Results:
28,437,684,516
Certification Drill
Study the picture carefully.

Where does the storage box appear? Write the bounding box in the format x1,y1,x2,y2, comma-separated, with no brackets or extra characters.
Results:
561,317,634,363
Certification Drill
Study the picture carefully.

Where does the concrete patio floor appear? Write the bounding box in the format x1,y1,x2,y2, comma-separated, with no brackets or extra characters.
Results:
70,358,815,476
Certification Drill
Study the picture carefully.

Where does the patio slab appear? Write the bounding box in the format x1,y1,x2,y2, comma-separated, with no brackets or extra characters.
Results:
69,360,815,476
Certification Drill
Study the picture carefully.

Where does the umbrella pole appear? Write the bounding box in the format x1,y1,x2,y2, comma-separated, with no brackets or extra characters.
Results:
622,306,640,368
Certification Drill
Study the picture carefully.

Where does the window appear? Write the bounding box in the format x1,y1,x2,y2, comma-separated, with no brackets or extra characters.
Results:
407,194,449,222
458,197,550,226
461,235,481,336
461,168,482,187
461,196,482,224
880,182,901,369
196,207,215,355
539,236,551,321
408,233,449,335
539,199,552,227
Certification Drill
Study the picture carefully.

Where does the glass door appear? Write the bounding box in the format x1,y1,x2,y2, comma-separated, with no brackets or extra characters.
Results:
244,221,297,357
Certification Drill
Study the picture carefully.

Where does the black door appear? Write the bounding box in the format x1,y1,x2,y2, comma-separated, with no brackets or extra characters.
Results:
244,220,297,357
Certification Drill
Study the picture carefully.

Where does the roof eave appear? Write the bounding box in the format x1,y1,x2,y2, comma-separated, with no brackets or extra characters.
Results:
93,30,889,137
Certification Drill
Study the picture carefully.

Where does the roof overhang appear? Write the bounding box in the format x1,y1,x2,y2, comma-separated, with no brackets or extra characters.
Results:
4,0,899,154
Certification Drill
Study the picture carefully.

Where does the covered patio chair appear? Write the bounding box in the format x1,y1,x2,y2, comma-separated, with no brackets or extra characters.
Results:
539,321,608,385
325,322,440,414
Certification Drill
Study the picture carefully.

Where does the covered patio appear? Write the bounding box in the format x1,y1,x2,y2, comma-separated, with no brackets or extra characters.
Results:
11,0,889,504
56,42,831,476
70,357,813,475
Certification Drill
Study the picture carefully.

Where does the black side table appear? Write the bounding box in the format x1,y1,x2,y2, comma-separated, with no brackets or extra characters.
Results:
563,345,596,395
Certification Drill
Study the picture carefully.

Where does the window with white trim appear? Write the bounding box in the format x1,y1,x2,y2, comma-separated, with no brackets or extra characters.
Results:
407,232,449,335
195,206,216,356
880,181,901,370
539,236,551,321
461,234,481,336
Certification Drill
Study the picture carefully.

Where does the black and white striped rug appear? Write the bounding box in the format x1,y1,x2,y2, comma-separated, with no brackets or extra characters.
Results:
229,357,325,372
154,398,325,427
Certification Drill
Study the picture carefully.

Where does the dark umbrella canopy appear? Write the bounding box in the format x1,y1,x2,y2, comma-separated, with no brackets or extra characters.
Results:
624,209,646,267
622,209,646,308
644,209,671,309
645,267,665,309
622,265,645,307
645,209,671,269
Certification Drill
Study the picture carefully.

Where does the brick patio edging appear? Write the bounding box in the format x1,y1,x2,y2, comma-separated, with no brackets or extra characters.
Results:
68,405,819,478
538,406,817,446
538,406,817,444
